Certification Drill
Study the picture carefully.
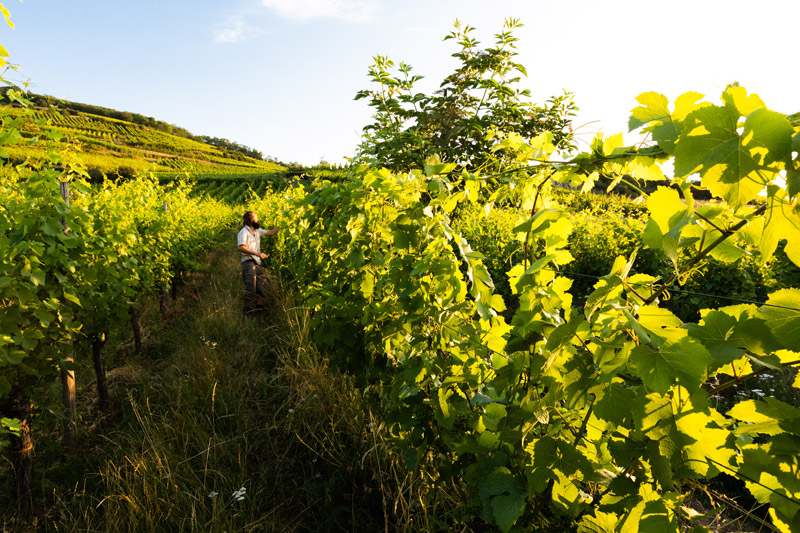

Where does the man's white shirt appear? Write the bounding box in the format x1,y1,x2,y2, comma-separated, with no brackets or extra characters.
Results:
237,226,268,265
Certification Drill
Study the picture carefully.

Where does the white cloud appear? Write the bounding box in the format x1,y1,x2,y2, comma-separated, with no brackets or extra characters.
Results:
213,15,258,44
259,0,380,22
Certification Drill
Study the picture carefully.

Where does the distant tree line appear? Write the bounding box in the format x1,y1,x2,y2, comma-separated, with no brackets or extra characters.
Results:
194,136,263,160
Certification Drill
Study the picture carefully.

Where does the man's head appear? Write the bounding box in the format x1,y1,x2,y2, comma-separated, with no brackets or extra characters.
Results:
243,211,259,228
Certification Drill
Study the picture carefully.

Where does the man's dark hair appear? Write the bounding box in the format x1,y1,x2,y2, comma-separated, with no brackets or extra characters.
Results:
243,211,256,226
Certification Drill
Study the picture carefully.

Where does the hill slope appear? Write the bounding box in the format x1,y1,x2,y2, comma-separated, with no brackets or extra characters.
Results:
2,91,285,180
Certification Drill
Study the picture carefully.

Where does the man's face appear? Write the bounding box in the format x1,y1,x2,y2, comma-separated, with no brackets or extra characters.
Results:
251,214,259,226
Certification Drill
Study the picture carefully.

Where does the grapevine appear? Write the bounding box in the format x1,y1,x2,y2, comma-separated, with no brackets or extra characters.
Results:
252,85,800,532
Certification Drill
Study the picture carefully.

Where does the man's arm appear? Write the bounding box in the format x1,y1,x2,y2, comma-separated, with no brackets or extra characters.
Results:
237,244,267,260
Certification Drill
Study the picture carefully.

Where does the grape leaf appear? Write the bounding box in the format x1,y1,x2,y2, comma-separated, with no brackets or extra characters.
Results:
759,289,800,351
632,337,714,394
647,438,674,490
644,187,690,265
530,436,593,479
577,511,619,533
721,86,766,117
708,304,782,356
628,156,665,181
637,306,682,338
0,5,13,29
674,104,792,209
729,397,800,436
685,310,742,365
492,493,527,533
738,444,800,531
545,313,584,353
674,409,735,477
647,187,688,235
760,191,800,266
744,108,794,166
788,160,800,199
638,500,679,533
1,417,21,434
628,91,707,155
594,382,635,425
689,226,745,263
768,507,799,533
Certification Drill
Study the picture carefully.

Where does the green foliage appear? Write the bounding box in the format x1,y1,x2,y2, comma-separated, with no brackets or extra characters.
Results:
457,190,799,324
567,210,663,301
0,169,86,397
452,202,522,308
166,175,290,205
0,92,237,459
4,5,800,527
551,188,649,219
353,19,577,172
257,84,800,532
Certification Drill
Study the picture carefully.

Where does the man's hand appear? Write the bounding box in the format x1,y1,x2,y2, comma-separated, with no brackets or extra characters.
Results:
260,252,267,260
267,227,280,236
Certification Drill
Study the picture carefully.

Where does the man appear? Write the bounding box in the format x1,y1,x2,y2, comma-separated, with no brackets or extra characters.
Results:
237,211,280,315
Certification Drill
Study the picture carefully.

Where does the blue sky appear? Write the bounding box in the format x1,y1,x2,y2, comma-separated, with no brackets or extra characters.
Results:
2,0,798,165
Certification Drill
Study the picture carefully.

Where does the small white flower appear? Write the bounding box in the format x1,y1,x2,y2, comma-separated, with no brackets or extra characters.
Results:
368,422,374,429
232,486,247,501
208,491,218,498
288,409,294,414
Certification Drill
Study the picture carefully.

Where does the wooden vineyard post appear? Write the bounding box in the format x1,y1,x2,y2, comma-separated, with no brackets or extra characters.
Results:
59,181,78,450
130,305,142,353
